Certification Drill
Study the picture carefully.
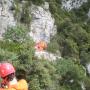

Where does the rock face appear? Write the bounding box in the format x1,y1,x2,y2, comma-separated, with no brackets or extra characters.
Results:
0,0,16,39
35,50,61,61
88,9,90,18
86,64,90,74
29,2,60,61
29,2,57,43
62,0,87,11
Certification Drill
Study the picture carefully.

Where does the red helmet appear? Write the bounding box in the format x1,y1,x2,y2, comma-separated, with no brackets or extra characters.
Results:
0,63,15,78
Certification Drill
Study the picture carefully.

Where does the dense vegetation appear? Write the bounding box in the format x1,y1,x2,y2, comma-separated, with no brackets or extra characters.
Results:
0,0,90,90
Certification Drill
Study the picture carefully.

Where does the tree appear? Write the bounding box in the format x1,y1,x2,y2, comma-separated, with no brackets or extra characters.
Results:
56,58,86,90
29,59,57,90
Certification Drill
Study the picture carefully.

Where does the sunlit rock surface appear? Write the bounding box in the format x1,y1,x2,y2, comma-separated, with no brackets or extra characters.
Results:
62,0,87,11
35,50,61,61
0,0,16,39
88,9,90,18
86,64,90,74
29,2,57,43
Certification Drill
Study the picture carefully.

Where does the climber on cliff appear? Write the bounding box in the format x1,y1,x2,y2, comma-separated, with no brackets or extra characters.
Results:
35,41,47,51
0,62,28,90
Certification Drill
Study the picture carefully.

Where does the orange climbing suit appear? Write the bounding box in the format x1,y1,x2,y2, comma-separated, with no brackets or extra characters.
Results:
35,41,47,51
0,79,28,90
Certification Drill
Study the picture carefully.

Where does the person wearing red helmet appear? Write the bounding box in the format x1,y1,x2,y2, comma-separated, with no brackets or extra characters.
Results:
0,62,28,90
0,63,15,78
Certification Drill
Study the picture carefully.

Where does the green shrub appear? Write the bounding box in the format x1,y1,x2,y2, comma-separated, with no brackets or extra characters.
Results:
56,58,86,90
47,40,59,53
0,48,18,62
3,25,29,43
31,0,45,5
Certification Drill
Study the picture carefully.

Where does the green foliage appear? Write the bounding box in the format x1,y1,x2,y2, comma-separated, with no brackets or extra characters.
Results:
29,60,57,90
4,25,29,42
0,25,35,89
0,48,18,62
0,30,88,90
84,77,90,90
46,0,90,66
0,0,90,90
14,0,31,25
61,38,79,59
18,39,35,64
47,39,59,53
56,58,86,90
20,1,31,25
14,0,20,19
71,0,90,21
56,59,85,79
31,0,45,5
49,11,90,65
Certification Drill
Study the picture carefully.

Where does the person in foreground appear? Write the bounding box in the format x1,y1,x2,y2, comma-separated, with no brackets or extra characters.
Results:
0,62,28,90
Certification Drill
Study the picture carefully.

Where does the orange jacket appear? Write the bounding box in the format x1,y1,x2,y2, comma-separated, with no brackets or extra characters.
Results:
0,79,28,90
35,41,47,51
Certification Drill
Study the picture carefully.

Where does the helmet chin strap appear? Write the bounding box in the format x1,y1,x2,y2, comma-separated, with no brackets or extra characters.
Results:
9,77,17,86
1,77,18,88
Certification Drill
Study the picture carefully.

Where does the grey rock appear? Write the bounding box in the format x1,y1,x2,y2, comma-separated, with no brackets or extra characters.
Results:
62,0,87,11
35,50,61,61
87,9,90,18
86,64,90,74
0,0,16,39
29,2,57,43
